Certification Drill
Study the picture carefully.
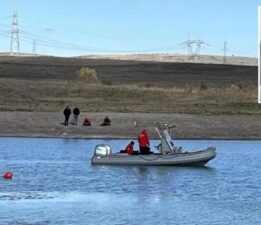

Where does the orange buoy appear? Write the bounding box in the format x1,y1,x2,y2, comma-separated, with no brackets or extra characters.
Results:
3,171,13,179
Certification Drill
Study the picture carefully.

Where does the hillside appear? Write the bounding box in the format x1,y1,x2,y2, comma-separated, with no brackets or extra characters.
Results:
0,55,260,114
83,53,257,66
0,55,257,87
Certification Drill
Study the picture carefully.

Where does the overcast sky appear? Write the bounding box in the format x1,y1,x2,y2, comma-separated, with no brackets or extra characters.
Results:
0,0,260,56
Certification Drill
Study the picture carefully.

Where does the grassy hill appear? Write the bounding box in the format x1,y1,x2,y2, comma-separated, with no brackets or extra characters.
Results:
0,55,259,114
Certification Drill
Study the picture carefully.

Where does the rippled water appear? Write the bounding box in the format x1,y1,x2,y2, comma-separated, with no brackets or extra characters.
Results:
0,138,260,225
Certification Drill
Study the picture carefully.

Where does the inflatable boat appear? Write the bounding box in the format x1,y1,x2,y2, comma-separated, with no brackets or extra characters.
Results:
91,124,216,166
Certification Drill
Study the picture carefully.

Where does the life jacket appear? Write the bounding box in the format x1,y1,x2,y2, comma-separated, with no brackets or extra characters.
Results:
125,143,134,154
138,132,149,147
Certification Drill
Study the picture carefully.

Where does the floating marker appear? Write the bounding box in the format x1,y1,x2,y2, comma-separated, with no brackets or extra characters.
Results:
3,171,13,179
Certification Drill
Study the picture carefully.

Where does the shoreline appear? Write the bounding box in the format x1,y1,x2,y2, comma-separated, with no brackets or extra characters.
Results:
0,112,260,140
1,135,260,141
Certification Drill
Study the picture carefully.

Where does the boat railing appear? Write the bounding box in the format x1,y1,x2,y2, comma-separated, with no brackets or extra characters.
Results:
134,121,180,155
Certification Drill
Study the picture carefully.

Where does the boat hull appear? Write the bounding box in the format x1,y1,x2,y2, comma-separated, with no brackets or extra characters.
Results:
91,148,216,166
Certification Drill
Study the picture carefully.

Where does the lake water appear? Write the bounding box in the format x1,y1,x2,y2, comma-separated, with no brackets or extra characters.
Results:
0,138,260,225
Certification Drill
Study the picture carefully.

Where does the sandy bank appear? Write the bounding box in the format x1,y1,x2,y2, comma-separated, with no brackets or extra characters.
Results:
0,112,260,140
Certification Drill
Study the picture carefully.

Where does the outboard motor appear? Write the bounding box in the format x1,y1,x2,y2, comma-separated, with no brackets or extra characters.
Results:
94,144,112,156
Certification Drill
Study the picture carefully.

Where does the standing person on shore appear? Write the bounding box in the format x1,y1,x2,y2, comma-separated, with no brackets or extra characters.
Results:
72,107,80,125
138,129,150,154
63,105,71,126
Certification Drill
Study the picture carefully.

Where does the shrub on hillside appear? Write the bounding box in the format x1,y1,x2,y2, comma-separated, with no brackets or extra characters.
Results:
77,67,98,83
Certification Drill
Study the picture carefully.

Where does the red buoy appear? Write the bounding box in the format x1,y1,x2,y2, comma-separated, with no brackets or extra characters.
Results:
3,171,13,179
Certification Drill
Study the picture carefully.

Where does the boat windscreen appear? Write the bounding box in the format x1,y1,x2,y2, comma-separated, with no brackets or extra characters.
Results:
163,130,175,150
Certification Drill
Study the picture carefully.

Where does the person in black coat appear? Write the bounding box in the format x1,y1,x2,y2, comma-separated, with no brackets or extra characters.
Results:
72,107,80,125
63,105,71,126
100,115,111,126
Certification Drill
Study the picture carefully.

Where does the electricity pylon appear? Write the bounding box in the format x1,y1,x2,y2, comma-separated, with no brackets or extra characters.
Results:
182,39,209,62
10,6,20,55
32,39,37,55
222,41,229,63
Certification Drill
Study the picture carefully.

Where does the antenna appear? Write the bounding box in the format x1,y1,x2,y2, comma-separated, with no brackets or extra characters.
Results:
10,0,20,55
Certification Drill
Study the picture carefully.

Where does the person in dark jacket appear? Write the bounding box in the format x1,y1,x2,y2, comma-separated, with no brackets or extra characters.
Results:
63,105,71,126
100,115,111,126
72,107,80,125
138,129,150,154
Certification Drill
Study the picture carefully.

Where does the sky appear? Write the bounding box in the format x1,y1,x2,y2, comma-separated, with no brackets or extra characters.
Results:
0,0,260,56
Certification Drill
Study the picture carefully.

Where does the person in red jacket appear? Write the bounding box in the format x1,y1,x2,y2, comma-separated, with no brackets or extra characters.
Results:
120,141,138,155
125,141,139,155
138,129,150,154
83,117,91,126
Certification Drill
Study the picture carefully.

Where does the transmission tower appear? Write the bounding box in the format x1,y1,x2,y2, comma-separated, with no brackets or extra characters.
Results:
182,39,209,62
222,41,229,63
32,39,37,55
10,9,20,55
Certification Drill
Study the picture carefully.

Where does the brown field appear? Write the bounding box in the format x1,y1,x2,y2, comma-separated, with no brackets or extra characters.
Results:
0,55,260,114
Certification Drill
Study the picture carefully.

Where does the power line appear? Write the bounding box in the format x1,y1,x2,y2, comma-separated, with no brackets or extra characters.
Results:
16,28,181,53
1,14,219,55
1,24,208,55
1,16,182,54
